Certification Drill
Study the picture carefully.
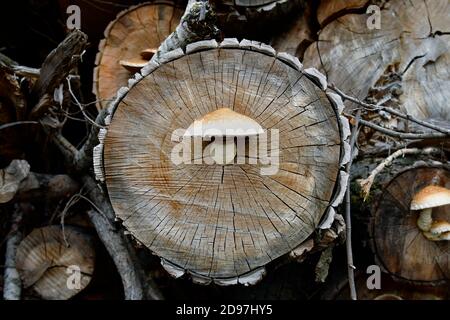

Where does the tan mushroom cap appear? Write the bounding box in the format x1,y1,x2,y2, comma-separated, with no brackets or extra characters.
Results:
140,48,158,60
429,220,450,234
184,108,264,138
410,185,450,210
119,58,148,72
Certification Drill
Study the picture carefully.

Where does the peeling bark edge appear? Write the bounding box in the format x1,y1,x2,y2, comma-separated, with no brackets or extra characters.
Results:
99,39,350,285
161,258,267,286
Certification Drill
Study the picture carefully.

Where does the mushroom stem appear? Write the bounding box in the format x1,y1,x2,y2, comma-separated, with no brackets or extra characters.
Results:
416,208,433,232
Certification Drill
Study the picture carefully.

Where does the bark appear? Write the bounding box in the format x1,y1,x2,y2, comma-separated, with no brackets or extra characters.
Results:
13,172,79,202
3,208,23,300
31,30,88,116
150,0,220,64
87,210,163,300
82,175,163,300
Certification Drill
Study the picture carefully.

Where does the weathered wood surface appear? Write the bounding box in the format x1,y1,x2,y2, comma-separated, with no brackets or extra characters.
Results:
99,39,349,282
15,225,95,300
372,166,450,283
301,0,450,121
31,30,88,117
93,2,183,110
316,0,368,27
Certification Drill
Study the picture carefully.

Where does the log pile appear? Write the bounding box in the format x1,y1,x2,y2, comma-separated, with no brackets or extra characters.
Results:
0,0,449,300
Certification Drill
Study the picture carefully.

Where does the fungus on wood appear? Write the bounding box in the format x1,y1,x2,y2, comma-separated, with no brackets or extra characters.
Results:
300,0,450,121
93,2,183,110
16,225,95,300
95,39,350,284
371,166,450,284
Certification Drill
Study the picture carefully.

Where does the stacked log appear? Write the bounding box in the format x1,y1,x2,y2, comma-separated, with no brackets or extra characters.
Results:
95,39,351,284
93,2,183,110
0,0,449,301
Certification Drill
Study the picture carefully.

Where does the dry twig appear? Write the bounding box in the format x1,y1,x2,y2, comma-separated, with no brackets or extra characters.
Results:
359,147,442,200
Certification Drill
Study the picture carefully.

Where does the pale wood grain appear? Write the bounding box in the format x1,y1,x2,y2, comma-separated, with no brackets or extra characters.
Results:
303,0,450,121
15,225,95,300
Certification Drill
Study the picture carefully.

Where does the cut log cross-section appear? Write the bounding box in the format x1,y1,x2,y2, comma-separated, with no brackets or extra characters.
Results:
372,166,450,284
93,2,183,110
15,225,95,300
301,0,450,121
96,39,350,284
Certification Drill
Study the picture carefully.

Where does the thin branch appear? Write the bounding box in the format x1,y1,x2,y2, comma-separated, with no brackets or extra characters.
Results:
66,75,104,129
346,113,449,140
0,121,39,131
43,120,162,299
82,176,163,300
359,147,441,200
345,110,360,301
329,84,450,135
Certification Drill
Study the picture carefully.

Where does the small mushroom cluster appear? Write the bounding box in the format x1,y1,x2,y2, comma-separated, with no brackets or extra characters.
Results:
411,185,450,241
119,48,157,72
183,108,264,165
